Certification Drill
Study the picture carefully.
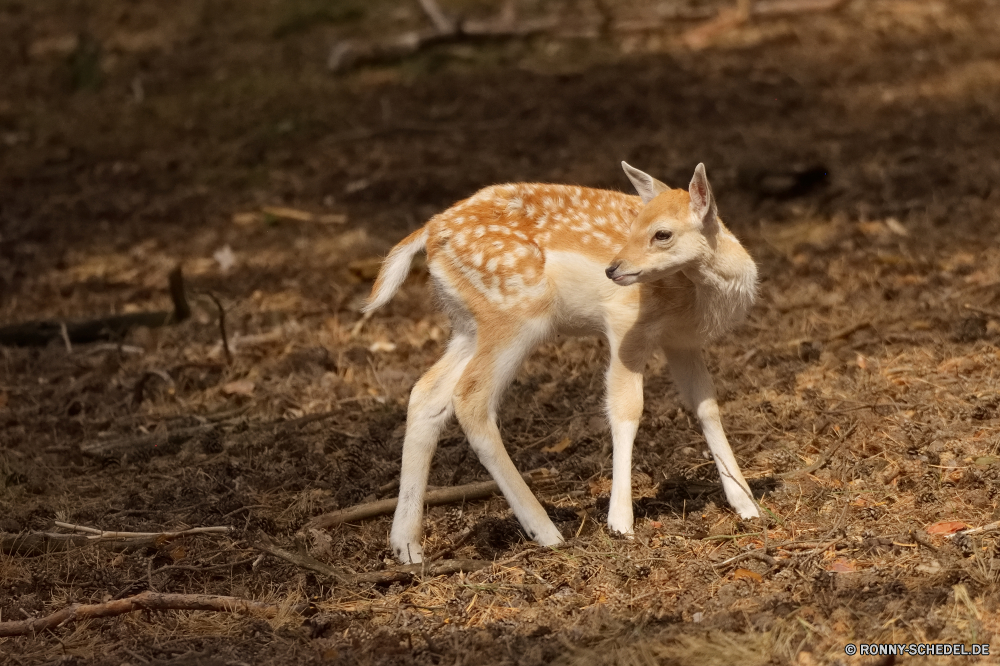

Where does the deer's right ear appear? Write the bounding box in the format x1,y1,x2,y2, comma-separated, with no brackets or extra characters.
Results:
622,162,670,205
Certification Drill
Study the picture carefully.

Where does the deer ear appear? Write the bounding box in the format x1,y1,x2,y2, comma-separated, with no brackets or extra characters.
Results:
689,163,718,234
622,162,670,205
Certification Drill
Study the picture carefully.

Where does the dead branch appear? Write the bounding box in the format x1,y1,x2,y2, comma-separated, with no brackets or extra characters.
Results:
1,525,233,557
1,532,94,556
753,0,847,16
329,0,848,72
80,419,240,458
355,559,492,584
417,0,455,34
53,521,232,538
200,291,232,364
0,590,278,638
716,549,779,569
255,539,491,585
825,321,875,342
307,473,543,530
132,369,175,407
328,15,559,72
947,520,1000,538
0,265,190,347
272,409,343,435
963,304,1000,320
778,440,844,478
152,555,259,577
80,409,341,458
254,539,353,585
682,0,846,50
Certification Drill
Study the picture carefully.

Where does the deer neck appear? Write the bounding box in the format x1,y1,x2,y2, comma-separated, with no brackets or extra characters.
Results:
680,232,758,340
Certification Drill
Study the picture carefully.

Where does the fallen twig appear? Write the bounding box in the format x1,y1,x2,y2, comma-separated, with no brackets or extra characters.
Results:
200,291,232,365
947,520,1000,538
254,539,353,585
152,555,260,577
417,0,454,33
272,410,344,435
963,304,1000,320
716,549,778,569
778,440,844,478
0,591,278,638
0,265,190,347
754,0,847,16
329,0,713,74
53,521,232,539
132,369,175,407
825,320,874,342
682,0,846,50
80,420,233,458
356,559,493,584
81,409,342,458
0,532,93,556
328,16,558,72
1,524,233,556
307,473,544,530
255,539,491,585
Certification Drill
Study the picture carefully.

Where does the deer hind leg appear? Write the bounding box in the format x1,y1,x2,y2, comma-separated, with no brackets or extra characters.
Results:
452,318,564,548
390,333,476,564
664,347,759,519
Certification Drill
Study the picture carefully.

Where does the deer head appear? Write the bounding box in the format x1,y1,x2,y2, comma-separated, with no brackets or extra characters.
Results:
605,162,720,286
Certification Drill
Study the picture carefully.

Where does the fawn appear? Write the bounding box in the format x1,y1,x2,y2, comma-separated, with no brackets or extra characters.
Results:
365,162,759,563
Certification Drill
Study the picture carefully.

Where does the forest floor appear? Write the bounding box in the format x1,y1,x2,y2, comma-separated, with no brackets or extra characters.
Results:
2,0,1000,664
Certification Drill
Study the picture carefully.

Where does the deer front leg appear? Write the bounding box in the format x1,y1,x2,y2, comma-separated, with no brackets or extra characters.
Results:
665,347,759,519
605,334,648,536
391,334,475,564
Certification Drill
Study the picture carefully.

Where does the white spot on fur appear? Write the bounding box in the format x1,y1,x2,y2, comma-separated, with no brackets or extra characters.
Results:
505,197,523,215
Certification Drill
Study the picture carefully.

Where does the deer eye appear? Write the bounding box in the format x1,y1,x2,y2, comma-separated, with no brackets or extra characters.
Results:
653,230,673,242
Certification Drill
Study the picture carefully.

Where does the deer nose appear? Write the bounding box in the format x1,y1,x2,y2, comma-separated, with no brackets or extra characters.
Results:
605,263,620,280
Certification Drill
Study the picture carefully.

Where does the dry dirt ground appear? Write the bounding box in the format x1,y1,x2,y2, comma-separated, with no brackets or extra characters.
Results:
2,0,1000,664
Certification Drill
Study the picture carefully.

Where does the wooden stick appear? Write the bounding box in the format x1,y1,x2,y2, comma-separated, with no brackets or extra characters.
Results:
354,559,492,584
308,474,540,530
53,522,232,539
777,441,844,478
0,591,278,638
200,291,232,365
132,369,175,407
1,525,234,556
254,540,353,585
963,304,1000,320
752,0,847,16
947,520,1000,538
0,266,190,347
417,0,454,33
716,549,778,568
1,532,94,556
256,539,491,585
81,409,341,458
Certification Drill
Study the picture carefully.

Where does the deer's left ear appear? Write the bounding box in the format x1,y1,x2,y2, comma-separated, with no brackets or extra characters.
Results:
689,163,719,235
622,162,670,205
